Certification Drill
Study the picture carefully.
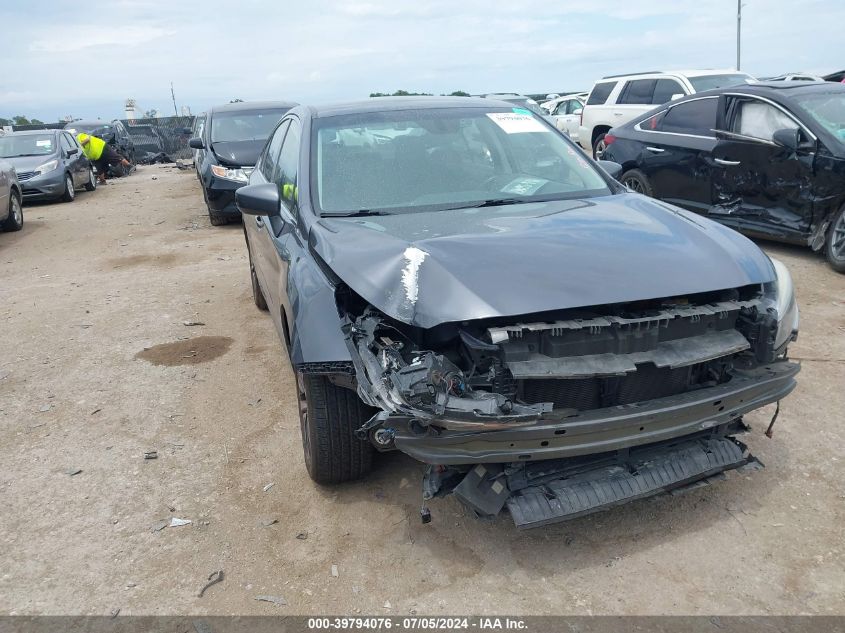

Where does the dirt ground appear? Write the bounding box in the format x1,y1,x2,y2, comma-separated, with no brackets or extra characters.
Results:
0,164,843,616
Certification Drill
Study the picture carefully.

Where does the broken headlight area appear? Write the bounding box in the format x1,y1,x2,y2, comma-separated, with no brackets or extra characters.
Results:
343,284,794,436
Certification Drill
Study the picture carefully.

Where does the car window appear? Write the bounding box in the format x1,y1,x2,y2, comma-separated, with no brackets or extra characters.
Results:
587,82,615,105
312,107,611,215
732,100,799,142
566,99,582,114
793,91,845,144
652,79,685,104
276,120,300,213
552,101,567,116
260,120,289,181
688,74,751,92
658,98,719,136
60,134,74,153
619,79,657,105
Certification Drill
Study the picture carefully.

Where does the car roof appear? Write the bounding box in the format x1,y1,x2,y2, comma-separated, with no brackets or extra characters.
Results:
66,120,114,127
308,96,509,118
209,100,298,115
711,81,844,96
600,69,749,80
6,129,59,136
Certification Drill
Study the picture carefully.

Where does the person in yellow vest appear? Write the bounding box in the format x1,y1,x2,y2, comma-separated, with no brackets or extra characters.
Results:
77,133,131,184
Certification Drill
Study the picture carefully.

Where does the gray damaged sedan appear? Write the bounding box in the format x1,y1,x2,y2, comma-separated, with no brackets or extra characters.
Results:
237,97,800,528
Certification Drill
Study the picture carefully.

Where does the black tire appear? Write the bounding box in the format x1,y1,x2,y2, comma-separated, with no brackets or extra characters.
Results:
620,169,654,197
825,206,845,274
83,167,97,192
592,133,608,160
60,172,76,203
248,245,268,310
209,210,228,226
298,373,376,484
2,191,23,232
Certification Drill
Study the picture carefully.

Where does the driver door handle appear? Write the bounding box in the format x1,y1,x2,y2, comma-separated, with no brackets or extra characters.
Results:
714,158,741,166
645,146,665,153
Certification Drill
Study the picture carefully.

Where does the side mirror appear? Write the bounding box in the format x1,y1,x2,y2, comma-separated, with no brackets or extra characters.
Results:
66,148,78,156
188,137,205,150
772,127,800,152
236,183,280,217
572,107,583,115
596,160,623,180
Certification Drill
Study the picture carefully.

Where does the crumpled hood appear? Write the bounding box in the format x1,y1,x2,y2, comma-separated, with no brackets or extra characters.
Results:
311,194,775,329
211,140,264,167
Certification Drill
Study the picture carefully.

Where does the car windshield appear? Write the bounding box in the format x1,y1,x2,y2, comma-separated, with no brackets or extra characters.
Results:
313,107,611,215
211,109,288,143
688,74,752,92
0,134,56,158
794,92,845,143
69,123,111,136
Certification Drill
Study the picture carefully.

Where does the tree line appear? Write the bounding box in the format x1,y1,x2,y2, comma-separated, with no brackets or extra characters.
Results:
369,90,471,97
0,115,47,127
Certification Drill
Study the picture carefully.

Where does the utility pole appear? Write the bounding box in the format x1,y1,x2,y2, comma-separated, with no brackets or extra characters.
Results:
170,82,178,117
736,0,743,71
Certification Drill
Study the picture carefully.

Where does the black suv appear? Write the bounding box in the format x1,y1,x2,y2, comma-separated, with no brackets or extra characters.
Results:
189,101,296,226
602,81,845,272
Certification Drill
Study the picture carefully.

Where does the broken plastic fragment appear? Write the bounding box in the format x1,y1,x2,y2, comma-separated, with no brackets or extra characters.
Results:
170,517,192,527
255,595,286,606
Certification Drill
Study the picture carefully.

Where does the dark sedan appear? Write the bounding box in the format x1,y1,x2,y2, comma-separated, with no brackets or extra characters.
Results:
0,130,96,203
236,97,799,529
602,82,845,272
190,101,296,225
64,119,136,168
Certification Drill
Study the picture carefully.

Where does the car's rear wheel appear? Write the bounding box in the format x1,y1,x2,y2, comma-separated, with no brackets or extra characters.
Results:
84,167,97,192
621,169,654,197
297,373,376,484
60,173,75,203
825,206,845,273
2,192,23,232
593,133,608,160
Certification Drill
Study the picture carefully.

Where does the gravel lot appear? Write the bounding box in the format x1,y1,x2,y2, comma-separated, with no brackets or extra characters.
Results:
0,164,842,616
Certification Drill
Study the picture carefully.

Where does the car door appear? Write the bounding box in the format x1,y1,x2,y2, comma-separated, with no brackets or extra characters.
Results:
635,96,720,213
60,133,84,186
260,118,302,320
246,120,289,311
710,96,816,238
551,98,582,138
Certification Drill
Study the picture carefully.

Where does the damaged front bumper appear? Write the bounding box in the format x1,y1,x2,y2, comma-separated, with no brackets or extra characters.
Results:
385,361,798,464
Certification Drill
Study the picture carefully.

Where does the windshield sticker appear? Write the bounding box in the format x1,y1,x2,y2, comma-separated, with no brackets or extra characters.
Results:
486,112,548,134
501,177,547,196
511,107,532,115
36,140,52,148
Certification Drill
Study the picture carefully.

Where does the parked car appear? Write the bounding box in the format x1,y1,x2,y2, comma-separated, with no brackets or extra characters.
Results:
579,70,754,158
64,119,136,166
0,130,96,203
546,94,585,141
191,113,207,178
0,160,23,231
602,81,845,273
482,94,548,117
190,101,296,225
236,96,799,529
762,73,825,82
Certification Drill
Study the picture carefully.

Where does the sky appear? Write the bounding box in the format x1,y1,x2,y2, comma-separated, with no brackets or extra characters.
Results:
1,0,843,122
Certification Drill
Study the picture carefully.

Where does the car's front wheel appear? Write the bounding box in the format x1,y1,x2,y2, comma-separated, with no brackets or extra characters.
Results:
2,192,23,232
60,172,75,202
620,169,654,197
84,167,97,192
297,373,376,484
825,205,845,273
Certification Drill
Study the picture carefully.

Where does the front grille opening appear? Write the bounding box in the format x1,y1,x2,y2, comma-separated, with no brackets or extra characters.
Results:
522,361,722,411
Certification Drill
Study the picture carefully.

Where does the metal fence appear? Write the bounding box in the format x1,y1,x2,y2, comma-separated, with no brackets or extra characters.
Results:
121,116,195,162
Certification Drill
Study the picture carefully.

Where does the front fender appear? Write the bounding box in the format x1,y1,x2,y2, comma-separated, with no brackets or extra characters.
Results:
286,252,352,369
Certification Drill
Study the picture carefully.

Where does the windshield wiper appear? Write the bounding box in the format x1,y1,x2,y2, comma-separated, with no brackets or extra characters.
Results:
440,198,526,212
321,209,390,217
7,153,48,158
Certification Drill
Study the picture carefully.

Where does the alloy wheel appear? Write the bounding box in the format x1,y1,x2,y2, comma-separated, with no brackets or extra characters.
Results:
624,177,645,194
66,174,75,199
594,139,607,160
89,168,96,188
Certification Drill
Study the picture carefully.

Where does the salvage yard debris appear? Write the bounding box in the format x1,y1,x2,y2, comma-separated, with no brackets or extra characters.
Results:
254,595,286,607
197,570,224,598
